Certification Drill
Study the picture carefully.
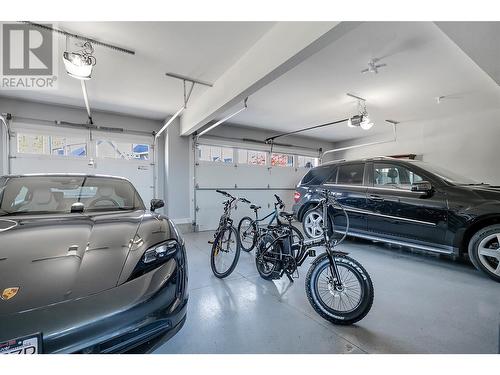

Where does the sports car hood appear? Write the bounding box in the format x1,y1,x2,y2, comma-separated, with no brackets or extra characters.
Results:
0,210,151,315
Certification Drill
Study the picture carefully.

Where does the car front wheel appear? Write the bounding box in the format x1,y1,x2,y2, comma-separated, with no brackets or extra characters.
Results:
468,224,500,282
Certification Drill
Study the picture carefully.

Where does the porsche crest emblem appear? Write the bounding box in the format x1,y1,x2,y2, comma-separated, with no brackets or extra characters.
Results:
1,287,19,301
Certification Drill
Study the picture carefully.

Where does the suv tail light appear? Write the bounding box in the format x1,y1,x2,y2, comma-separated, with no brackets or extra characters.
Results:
294,191,301,203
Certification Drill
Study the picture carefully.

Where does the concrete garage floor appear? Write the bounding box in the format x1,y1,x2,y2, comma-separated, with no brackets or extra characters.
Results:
154,231,500,354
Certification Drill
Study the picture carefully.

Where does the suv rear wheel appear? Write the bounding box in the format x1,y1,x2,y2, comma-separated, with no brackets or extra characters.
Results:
303,209,324,239
468,224,500,282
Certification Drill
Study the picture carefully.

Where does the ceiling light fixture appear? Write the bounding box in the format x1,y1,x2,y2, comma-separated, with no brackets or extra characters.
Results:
361,58,387,74
360,115,374,130
63,41,96,80
346,93,374,131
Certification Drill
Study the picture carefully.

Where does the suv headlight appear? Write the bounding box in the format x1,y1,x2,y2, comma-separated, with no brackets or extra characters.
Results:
142,240,178,264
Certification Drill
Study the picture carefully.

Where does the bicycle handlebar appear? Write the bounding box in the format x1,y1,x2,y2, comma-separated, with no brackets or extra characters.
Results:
274,194,285,209
216,189,234,199
217,190,252,206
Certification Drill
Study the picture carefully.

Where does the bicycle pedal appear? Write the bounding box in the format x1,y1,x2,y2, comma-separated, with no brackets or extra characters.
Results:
208,240,214,244
308,249,316,257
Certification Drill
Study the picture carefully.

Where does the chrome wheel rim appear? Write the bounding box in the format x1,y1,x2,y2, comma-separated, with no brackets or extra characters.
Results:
304,211,323,238
477,233,500,276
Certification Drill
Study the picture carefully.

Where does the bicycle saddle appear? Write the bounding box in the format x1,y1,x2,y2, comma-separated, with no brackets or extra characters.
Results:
250,204,261,210
279,212,294,219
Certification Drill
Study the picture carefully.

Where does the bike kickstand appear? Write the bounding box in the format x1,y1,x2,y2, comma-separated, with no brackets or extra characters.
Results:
286,273,294,283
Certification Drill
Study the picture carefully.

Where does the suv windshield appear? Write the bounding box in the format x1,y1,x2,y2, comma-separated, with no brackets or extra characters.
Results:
409,161,481,185
0,176,144,216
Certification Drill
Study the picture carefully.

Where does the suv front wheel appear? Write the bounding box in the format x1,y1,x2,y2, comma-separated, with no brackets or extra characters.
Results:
468,224,500,282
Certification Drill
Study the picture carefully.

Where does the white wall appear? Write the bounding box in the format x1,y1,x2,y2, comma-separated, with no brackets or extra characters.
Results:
164,118,191,224
334,108,500,185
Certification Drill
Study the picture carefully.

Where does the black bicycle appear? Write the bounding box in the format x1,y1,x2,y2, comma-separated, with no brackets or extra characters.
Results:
209,190,250,278
255,189,374,325
238,194,303,252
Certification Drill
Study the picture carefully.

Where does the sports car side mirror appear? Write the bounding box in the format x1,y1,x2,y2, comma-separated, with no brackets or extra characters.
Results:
411,181,433,195
150,199,165,212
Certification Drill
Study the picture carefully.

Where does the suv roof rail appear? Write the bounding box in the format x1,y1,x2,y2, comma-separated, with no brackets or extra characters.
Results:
320,159,345,165
372,156,396,159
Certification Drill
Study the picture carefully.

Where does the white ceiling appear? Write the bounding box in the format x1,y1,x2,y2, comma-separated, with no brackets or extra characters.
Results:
2,21,499,143
228,22,500,142
0,21,275,119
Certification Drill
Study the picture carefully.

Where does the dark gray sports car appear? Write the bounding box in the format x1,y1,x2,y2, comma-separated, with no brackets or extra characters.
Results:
0,174,188,354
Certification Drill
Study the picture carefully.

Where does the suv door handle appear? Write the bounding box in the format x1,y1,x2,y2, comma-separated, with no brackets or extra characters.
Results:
369,194,384,202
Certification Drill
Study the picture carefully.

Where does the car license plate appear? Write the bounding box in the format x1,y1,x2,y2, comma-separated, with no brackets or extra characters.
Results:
0,333,41,354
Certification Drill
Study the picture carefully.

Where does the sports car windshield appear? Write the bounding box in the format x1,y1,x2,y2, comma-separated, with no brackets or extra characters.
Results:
0,176,144,216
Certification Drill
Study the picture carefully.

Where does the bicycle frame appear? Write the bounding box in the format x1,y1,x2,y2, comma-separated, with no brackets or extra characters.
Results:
216,197,237,233
258,192,347,287
252,205,280,232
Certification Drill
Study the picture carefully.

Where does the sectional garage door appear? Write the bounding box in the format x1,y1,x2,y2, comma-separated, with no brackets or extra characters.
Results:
194,140,319,231
9,122,155,205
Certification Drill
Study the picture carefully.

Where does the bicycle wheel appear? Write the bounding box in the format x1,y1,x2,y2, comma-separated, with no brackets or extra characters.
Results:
305,253,374,325
238,216,257,252
255,232,283,280
210,226,241,278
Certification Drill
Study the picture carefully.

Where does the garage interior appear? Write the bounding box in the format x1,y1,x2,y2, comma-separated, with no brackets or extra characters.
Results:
1,21,499,354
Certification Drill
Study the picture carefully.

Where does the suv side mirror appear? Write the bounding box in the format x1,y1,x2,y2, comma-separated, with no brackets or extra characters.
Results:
150,199,165,212
411,181,433,194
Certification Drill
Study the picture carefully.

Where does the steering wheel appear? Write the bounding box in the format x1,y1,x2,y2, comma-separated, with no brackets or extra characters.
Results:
87,197,120,209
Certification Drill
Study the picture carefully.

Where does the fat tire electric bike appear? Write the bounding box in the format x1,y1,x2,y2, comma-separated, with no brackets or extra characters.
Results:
255,189,374,325
209,190,250,278
238,194,303,253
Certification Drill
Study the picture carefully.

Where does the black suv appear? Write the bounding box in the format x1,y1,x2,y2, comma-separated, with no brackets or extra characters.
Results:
292,157,500,282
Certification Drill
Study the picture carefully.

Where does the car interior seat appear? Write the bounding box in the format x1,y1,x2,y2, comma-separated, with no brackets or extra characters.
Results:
22,187,58,212
387,168,399,185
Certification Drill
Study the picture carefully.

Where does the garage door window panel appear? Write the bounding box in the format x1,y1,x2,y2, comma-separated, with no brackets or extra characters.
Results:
297,156,319,168
271,153,294,167
17,133,87,158
197,145,234,163
96,140,150,161
238,149,267,166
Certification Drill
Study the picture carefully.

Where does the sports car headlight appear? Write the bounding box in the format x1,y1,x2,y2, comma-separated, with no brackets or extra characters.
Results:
128,240,180,281
142,240,178,264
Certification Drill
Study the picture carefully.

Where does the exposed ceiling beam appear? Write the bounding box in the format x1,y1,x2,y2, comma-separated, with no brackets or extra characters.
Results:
180,21,363,136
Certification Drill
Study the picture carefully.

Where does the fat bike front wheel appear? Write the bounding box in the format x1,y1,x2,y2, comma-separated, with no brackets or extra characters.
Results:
305,253,374,325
